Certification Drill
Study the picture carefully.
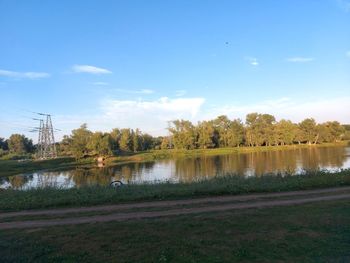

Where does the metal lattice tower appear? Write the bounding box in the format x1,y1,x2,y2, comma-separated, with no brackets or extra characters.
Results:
37,119,44,158
35,113,57,159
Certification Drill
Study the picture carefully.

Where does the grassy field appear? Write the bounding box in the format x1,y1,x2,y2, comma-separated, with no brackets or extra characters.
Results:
1,199,349,262
0,141,348,178
1,169,350,211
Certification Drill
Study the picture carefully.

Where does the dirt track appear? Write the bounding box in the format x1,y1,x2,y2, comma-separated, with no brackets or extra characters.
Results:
1,186,350,230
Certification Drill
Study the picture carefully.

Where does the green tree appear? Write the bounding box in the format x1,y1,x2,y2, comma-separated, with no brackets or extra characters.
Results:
342,125,350,140
132,129,141,152
197,121,215,149
140,133,155,150
245,113,260,146
168,120,196,149
88,132,112,156
70,124,92,159
119,128,133,152
245,113,276,146
0,137,8,151
160,136,171,149
58,135,72,155
227,119,244,147
7,134,34,154
213,115,232,147
327,121,345,142
318,121,345,143
275,120,296,145
299,118,317,144
110,128,121,152
261,114,276,146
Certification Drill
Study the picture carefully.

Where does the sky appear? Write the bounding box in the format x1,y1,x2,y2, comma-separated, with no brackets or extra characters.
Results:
0,0,349,142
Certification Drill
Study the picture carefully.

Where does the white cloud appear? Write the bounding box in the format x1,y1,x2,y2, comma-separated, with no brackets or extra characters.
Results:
286,57,314,63
46,96,350,142
53,97,205,139
114,88,154,94
175,90,187,97
72,65,112,74
0,69,50,79
205,97,350,124
245,57,259,66
102,97,204,120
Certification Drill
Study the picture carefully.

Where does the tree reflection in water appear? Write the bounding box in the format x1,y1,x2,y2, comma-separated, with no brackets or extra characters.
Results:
1,146,348,189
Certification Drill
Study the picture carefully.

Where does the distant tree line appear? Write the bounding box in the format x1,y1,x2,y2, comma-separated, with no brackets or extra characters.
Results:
1,113,349,160
164,114,347,150
58,124,161,159
0,134,34,158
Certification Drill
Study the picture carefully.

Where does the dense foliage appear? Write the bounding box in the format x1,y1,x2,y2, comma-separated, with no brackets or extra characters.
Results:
0,113,348,159
0,134,34,159
166,114,346,150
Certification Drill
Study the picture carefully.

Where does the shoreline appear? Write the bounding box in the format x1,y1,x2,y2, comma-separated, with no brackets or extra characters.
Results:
0,141,348,178
1,169,350,211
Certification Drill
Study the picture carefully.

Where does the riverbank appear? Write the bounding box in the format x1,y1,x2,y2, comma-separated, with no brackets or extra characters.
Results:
1,141,348,178
1,169,350,211
0,157,93,178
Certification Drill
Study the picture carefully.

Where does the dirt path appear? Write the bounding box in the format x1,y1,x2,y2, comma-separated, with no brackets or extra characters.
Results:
2,186,350,220
0,192,349,229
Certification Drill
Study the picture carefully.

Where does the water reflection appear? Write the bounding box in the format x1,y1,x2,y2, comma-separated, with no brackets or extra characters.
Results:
1,146,349,189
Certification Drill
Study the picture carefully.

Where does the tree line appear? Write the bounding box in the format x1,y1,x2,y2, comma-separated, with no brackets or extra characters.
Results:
165,114,347,150
58,124,160,159
1,113,349,160
0,134,34,159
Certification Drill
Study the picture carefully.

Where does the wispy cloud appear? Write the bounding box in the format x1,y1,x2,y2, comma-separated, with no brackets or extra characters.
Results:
286,57,314,63
175,90,187,97
114,88,155,94
92,82,109,86
0,69,50,79
72,65,112,74
245,57,259,66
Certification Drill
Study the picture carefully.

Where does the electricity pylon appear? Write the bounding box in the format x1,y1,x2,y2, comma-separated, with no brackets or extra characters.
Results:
34,113,57,159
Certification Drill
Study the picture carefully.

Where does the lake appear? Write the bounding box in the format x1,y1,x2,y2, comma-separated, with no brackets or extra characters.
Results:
1,146,350,190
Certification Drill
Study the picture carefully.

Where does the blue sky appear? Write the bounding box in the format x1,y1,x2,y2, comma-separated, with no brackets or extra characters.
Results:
0,0,349,141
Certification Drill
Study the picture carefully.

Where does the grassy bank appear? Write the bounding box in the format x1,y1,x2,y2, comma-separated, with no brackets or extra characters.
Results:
0,157,94,177
1,141,348,178
1,199,349,262
1,169,350,211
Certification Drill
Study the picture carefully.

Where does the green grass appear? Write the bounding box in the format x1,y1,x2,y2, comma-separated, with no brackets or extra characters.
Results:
1,169,350,211
0,157,94,177
1,199,349,262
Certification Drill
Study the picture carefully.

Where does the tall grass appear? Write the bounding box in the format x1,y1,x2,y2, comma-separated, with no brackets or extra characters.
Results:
1,169,350,211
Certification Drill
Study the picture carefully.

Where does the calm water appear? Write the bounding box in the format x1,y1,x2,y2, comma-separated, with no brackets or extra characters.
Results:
1,146,350,190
